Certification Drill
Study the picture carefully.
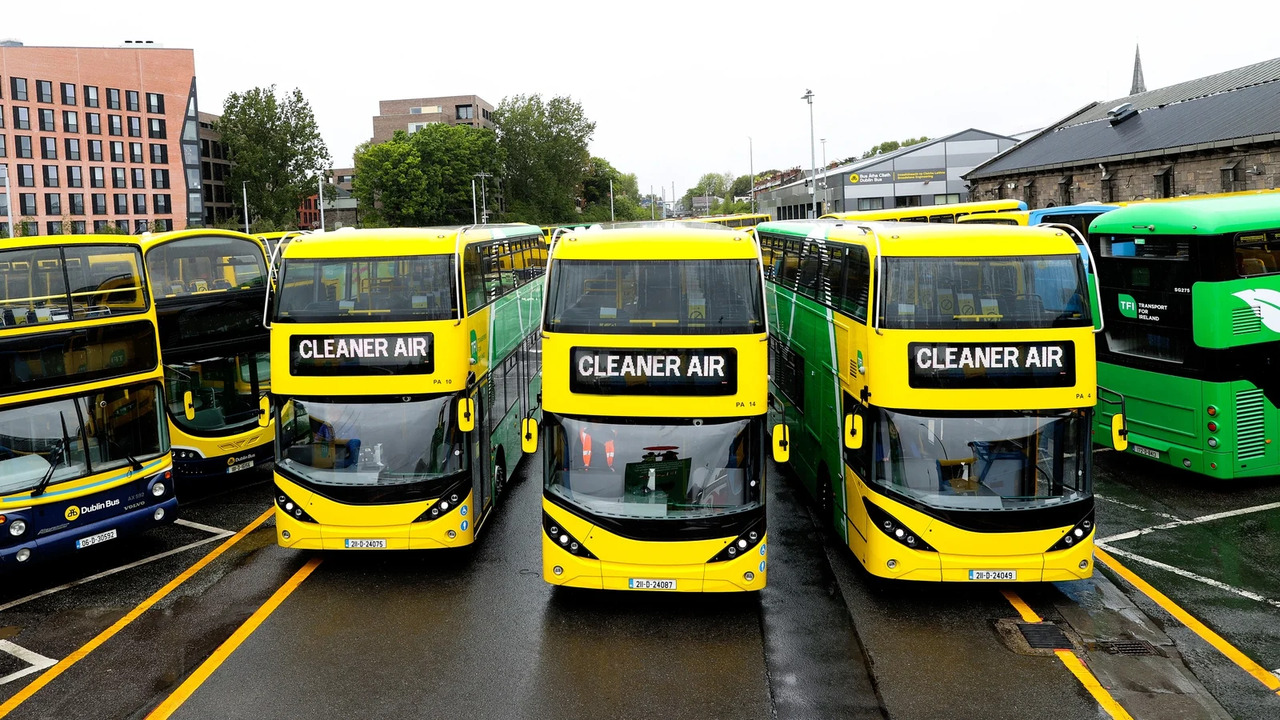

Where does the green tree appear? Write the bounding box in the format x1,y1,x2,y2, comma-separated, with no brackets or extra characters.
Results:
217,86,331,231
352,124,502,227
493,94,595,223
860,136,930,159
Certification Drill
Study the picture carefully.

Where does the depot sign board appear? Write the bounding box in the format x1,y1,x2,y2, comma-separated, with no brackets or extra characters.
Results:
570,347,737,395
290,333,434,376
907,341,1075,388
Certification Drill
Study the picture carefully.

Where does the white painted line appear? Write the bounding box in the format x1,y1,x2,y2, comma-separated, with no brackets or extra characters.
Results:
1094,493,1180,521
0,640,56,686
174,518,232,536
0,532,232,613
1098,500,1280,544
1097,541,1280,610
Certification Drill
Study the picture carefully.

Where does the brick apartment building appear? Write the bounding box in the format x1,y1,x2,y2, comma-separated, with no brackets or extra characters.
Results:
371,95,493,145
198,111,234,227
0,41,202,237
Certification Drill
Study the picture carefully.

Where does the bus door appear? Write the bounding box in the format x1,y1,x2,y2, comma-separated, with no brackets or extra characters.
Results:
470,385,491,520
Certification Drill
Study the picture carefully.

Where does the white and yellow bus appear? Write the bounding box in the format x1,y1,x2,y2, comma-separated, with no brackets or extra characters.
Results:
529,222,786,592
266,225,545,550
142,230,274,482
823,199,1026,224
759,219,1119,582
1,236,175,568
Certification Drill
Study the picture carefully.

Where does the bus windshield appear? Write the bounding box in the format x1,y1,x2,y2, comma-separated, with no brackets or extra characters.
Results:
881,255,1090,329
0,383,166,495
146,236,266,298
866,408,1088,511
277,396,466,487
165,353,267,436
274,255,457,323
545,259,764,334
544,414,763,520
0,244,146,327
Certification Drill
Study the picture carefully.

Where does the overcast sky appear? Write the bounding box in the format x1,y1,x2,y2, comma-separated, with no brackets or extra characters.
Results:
9,0,1273,199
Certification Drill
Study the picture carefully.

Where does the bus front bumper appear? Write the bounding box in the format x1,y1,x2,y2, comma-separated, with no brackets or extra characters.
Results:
542,534,768,592
862,535,1094,582
275,502,476,550
1,496,178,568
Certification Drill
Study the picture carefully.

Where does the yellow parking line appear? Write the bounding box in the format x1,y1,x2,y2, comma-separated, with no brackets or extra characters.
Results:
145,556,322,719
1095,547,1280,696
1001,589,1134,720
0,508,274,719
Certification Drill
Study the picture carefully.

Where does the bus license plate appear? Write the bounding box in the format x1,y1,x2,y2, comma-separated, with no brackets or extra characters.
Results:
344,539,387,549
227,460,255,473
1131,445,1160,459
76,529,118,549
969,569,1016,581
628,578,677,590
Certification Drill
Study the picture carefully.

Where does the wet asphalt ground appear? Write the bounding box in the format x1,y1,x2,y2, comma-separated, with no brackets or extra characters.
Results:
0,449,1278,719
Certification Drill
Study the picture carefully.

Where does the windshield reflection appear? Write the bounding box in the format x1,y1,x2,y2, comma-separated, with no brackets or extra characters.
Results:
544,413,762,519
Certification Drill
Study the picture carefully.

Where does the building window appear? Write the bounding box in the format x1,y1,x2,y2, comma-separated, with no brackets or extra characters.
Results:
114,193,128,214
36,80,53,103
0,135,5,158
134,219,148,234
63,138,81,161
40,137,57,160
11,77,28,101
934,193,960,205
1057,175,1073,206
132,168,145,188
456,104,474,120
43,165,59,188
146,92,164,114
92,193,107,214
16,135,32,159
107,88,120,110
68,166,82,188
111,141,125,163
126,90,139,113
128,143,142,164
45,193,61,215
0,106,4,130
86,113,101,134
88,140,103,162
148,118,166,139
84,85,99,108
153,193,171,213
71,220,85,234
47,221,63,235
151,143,168,164
127,116,142,138
151,168,170,189
63,110,78,133
38,108,55,132
68,192,84,215
94,220,110,231
1221,162,1243,193
132,193,146,214
115,220,130,233
108,114,122,136
18,193,36,215
857,197,885,211
14,106,30,130
90,167,105,188
113,168,126,188
62,82,77,106
17,164,34,187
1154,166,1173,199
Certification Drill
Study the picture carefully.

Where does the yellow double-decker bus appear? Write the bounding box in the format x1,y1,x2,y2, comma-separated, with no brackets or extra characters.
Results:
142,230,274,482
759,219,1120,582
1,236,174,568
823,199,1026,224
691,213,771,230
529,222,786,592
266,225,546,550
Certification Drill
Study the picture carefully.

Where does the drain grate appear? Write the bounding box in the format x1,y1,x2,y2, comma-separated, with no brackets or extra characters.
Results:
1091,639,1159,656
1016,622,1072,650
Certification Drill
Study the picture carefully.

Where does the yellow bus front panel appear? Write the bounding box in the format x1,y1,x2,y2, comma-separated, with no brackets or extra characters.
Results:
274,474,475,550
542,500,766,592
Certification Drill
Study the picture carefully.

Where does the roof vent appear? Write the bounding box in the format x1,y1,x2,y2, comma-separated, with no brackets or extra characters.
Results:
1108,102,1138,126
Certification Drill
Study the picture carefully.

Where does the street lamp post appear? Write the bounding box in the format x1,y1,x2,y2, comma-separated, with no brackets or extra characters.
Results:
749,137,755,214
241,181,250,234
820,137,828,214
802,89,817,219
474,172,492,223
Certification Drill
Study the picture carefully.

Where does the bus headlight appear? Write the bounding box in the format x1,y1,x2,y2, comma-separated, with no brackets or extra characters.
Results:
1046,509,1095,553
16,548,31,562
708,517,766,563
274,491,316,523
412,480,470,523
9,519,27,537
864,499,936,552
543,511,596,559
1207,437,1219,449
151,482,167,497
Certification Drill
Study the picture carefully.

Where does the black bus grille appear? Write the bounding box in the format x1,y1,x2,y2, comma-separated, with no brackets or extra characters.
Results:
1236,388,1266,460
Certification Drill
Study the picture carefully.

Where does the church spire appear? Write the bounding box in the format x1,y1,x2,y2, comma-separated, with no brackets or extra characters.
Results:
1130,44,1147,95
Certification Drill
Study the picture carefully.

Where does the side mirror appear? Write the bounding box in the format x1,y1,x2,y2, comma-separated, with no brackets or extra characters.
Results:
183,390,195,421
772,424,790,464
522,417,539,454
458,397,476,433
1110,413,1128,452
258,395,271,429
844,413,864,450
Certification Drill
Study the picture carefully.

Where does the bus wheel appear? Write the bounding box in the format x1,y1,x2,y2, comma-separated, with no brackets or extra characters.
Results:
494,463,507,497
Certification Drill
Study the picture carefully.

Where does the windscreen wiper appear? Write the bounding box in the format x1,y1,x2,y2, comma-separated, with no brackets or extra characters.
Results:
31,437,68,497
123,454,144,471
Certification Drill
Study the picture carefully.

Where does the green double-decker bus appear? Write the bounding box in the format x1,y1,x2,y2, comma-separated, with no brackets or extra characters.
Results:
1089,193,1280,479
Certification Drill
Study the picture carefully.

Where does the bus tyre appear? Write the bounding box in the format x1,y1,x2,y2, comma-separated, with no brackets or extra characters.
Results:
494,463,507,497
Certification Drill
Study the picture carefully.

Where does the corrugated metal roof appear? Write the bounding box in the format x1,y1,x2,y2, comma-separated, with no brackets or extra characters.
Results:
968,77,1280,179
1068,56,1280,126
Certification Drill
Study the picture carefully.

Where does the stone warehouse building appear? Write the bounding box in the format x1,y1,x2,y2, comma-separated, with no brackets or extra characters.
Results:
966,56,1280,205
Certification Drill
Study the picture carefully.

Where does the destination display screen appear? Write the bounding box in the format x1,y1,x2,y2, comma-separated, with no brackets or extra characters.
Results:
569,347,737,395
290,333,434,376
907,341,1075,389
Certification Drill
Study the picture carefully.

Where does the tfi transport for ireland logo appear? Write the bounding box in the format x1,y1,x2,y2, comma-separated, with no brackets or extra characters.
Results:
1118,294,1138,319
1234,289,1280,332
